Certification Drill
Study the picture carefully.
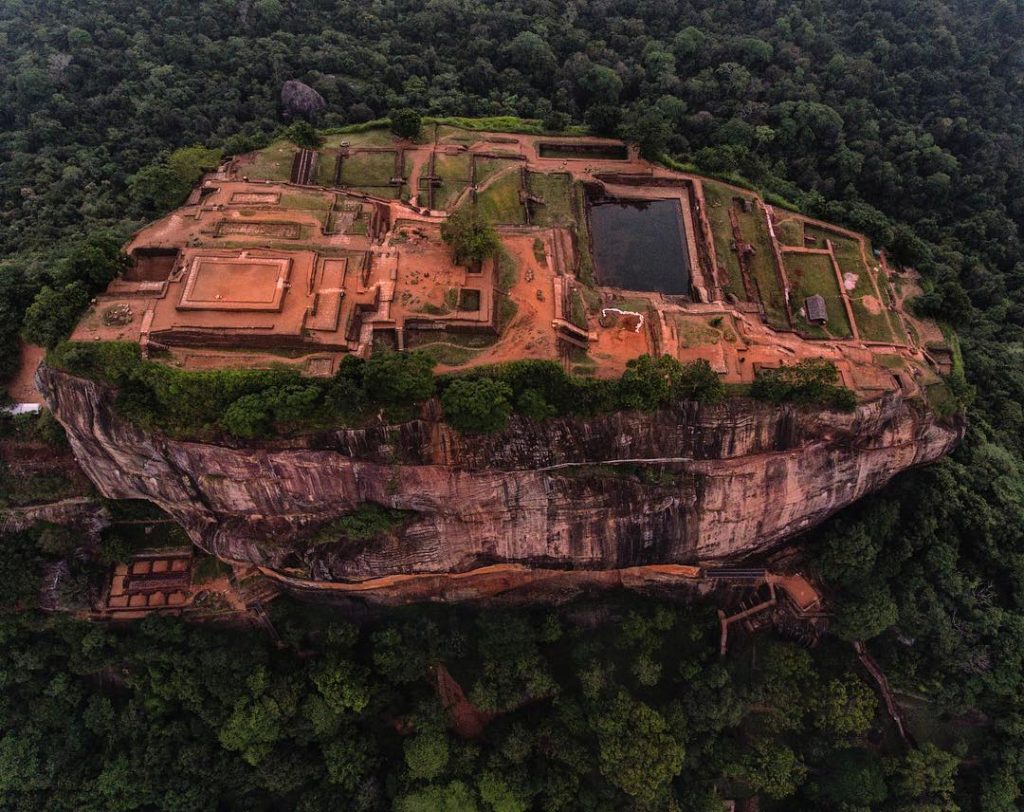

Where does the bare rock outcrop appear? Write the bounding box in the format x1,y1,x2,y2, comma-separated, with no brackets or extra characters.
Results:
37,366,963,580
280,80,325,120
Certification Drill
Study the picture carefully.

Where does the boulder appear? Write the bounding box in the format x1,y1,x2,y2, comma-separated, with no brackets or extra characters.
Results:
280,80,325,120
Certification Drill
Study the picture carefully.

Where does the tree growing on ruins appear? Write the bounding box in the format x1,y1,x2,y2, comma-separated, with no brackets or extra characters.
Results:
440,208,501,265
389,108,422,140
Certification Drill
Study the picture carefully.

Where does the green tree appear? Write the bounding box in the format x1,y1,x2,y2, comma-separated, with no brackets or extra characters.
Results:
396,781,479,812
390,108,423,140
727,739,806,800
832,582,899,641
810,675,877,737
363,351,435,406
594,691,684,805
283,120,322,148
404,730,450,780
166,144,223,186
441,208,501,265
886,744,960,810
620,109,672,159
442,378,513,433
22,283,89,349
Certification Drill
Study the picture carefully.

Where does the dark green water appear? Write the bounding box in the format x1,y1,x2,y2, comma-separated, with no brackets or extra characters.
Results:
589,199,690,294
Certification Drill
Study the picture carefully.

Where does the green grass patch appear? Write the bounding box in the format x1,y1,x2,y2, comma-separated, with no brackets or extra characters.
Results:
573,182,594,285
700,181,745,301
532,238,547,265
497,249,518,292
784,253,853,339
279,192,332,212
828,235,898,342
322,127,397,147
569,289,588,329
476,170,525,225
435,153,471,181
497,297,519,333
418,343,482,366
246,139,298,182
315,151,337,187
473,157,518,186
339,151,398,187
735,199,788,329
432,180,467,210
774,217,804,247
350,185,401,200
527,172,575,226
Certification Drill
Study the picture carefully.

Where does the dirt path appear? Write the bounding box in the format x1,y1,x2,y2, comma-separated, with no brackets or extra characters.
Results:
431,663,495,738
404,147,431,209
7,342,45,404
854,640,916,747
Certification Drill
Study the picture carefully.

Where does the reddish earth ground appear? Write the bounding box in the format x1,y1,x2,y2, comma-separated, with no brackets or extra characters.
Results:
7,342,44,403
32,125,951,408
431,663,496,738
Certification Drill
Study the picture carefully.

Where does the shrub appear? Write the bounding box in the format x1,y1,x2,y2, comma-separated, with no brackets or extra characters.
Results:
311,504,411,546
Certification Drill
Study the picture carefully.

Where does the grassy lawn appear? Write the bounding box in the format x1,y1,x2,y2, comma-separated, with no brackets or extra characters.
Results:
430,180,466,210
700,181,746,301
476,170,525,224
474,157,518,186
527,172,574,226
280,191,332,211
672,314,722,348
735,201,788,329
432,153,472,210
574,182,594,285
340,151,398,186
350,184,401,199
315,150,338,186
323,128,397,148
435,153,472,181
246,139,298,181
417,342,483,366
436,125,486,146
785,253,853,339
827,232,899,343
774,216,804,247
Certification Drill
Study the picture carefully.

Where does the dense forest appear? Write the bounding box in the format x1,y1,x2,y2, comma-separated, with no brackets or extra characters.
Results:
2,0,1024,808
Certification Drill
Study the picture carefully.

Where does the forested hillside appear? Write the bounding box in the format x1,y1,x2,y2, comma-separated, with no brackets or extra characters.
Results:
2,0,1024,808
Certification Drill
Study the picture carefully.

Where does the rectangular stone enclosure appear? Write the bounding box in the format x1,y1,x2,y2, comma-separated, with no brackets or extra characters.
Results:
178,254,291,311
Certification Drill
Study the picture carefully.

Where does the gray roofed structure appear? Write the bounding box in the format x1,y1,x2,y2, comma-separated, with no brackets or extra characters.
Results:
805,294,827,324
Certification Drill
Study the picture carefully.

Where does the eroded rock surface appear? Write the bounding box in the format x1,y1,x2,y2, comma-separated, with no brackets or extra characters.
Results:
38,366,962,580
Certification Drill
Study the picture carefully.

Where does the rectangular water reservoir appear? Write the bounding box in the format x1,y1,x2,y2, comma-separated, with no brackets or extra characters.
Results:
589,199,690,295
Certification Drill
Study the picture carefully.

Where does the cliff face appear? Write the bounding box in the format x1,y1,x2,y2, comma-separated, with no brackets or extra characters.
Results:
38,366,962,580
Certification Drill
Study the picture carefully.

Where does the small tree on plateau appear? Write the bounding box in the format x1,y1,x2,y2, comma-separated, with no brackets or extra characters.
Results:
390,108,422,140
442,378,513,433
440,207,501,265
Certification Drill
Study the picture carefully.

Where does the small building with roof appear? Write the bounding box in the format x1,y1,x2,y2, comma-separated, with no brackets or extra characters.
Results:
805,294,827,324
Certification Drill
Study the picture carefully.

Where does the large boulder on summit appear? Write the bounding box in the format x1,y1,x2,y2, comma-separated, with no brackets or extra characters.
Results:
280,80,326,120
